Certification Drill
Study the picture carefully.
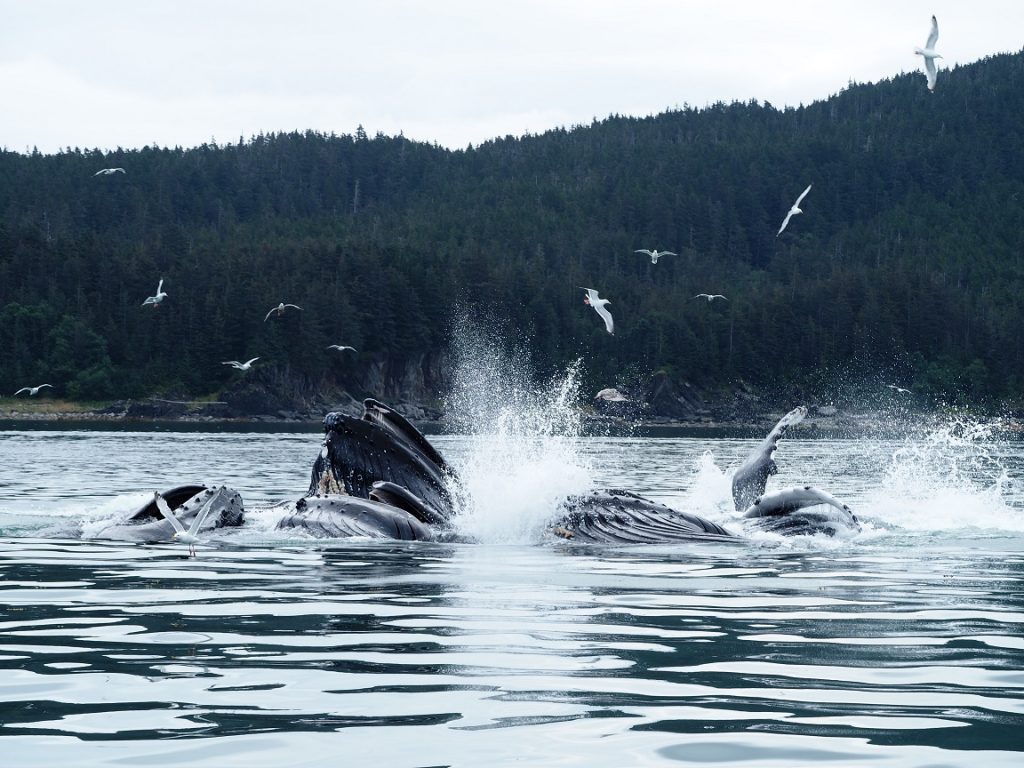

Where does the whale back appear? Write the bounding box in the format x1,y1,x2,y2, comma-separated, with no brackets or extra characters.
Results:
731,406,807,510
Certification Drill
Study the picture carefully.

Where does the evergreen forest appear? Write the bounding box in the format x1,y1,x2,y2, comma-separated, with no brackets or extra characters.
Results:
1,51,1023,411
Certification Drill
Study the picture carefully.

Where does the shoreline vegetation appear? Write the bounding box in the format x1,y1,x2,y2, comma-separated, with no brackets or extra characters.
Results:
3,52,1024,420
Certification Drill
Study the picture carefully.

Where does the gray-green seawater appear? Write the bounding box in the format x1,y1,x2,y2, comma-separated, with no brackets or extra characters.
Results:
1,424,1023,767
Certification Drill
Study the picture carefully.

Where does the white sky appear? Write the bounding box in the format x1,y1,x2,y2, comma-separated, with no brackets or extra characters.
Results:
2,1,1021,154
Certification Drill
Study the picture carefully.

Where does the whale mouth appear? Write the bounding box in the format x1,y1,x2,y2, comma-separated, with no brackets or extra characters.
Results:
308,403,458,524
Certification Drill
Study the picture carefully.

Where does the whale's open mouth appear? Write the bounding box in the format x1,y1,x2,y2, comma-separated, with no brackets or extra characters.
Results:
308,400,457,525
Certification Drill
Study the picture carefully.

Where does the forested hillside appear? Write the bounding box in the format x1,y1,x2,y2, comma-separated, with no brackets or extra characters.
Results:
2,51,1023,411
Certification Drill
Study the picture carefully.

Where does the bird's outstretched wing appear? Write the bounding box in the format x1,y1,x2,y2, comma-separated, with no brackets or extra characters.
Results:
153,492,187,536
263,307,276,321
777,211,794,236
593,303,614,334
284,304,302,311
222,360,241,367
186,498,217,538
926,15,939,49
244,357,260,367
660,251,677,257
924,57,937,91
13,387,30,395
635,249,653,257
38,384,52,389
794,184,812,207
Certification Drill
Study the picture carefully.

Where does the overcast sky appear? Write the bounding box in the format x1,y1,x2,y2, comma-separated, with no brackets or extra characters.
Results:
2,1,1021,154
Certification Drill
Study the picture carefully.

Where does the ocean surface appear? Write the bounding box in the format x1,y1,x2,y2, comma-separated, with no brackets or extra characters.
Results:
1,419,1023,767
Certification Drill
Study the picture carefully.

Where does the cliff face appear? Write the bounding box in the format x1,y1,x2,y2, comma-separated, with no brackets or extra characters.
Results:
219,352,450,419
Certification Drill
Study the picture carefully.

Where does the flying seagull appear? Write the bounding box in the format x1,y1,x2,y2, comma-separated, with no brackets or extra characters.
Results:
222,357,260,371
141,279,167,307
13,384,52,396
580,287,614,335
888,384,912,394
915,15,942,92
94,168,125,176
777,184,812,236
153,491,215,557
327,345,357,353
635,249,676,264
694,293,728,302
264,302,302,321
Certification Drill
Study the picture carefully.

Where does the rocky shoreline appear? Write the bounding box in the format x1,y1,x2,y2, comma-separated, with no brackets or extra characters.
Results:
2,373,1018,437
2,396,1013,439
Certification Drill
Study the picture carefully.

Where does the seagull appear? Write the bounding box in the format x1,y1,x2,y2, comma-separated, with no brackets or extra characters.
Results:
264,302,302,321
914,15,942,92
635,249,677,265
327,345,358,353
13,384,52,396
694,293,728,303
94,168,125,176
580,287,614,335
153,491,215,557
222,357,260,371
141,279,167,307
888,384,912,394
777,184,812,236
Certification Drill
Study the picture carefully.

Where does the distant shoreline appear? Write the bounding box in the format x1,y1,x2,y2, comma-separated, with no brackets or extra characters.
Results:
3,399,1020,438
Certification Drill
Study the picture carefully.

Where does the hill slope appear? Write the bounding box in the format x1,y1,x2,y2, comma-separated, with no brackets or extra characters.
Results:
2,51,1023,411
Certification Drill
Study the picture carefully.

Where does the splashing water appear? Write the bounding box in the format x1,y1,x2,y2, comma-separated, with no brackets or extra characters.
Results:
870,415,1024,533
443,322,593,544
676,450,735,522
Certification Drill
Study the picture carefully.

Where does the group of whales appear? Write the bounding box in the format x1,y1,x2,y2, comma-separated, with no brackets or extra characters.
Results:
80,399,859,546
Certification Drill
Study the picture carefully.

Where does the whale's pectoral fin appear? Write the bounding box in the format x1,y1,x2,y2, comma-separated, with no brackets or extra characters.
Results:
731,406,807,511
369,481,447,526
742,486,859,537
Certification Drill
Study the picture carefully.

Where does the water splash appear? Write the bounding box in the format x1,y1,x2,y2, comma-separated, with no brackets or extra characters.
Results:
677,450,735,522
444,320,593,544
870,415,1024,533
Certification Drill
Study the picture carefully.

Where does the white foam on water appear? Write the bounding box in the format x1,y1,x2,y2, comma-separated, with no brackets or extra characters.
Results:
868,416,1024,533
679,450,735,520
444,321,594,544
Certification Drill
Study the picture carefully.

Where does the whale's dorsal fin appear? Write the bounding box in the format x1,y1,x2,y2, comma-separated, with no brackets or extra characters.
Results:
731,406,807,511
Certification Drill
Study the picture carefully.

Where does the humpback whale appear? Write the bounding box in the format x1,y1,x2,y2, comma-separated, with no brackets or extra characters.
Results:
88,485,244,542
278,399,859,542
75,399,857,545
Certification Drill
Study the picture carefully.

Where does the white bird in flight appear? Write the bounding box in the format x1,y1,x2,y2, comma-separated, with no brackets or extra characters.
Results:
264,302,302,321
141,279,167,307
888,384,912,394
94,168,125,176
222,357,260,371
580,287,614,335
777,184,812,236
153,491,215,557
915,15,942,92
327,345,357,353
13,384,52,396
694,293,728,303
635,249,677,264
